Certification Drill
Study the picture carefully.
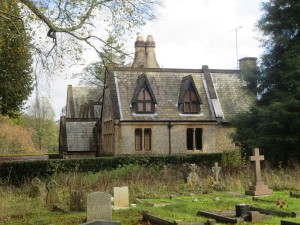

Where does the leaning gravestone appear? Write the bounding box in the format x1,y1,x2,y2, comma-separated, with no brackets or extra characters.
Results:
113,186,129,208
29,177,46,199
70,190,86,211
86,192,112,222
187,164,200,184
245,148,272,196
46,179,60,206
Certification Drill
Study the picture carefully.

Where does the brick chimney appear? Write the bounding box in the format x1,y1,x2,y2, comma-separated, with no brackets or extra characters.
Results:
131,35,159,68
239,57,257,70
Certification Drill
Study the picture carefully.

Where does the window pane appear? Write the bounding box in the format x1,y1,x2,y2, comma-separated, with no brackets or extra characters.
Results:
187,128,194,150
144,90,151,100
195,128,202,150
191,103,198,112
184,103,190,112
138,90,144,100
135,129,142,151
144,129,151,151
137,103,144,112
145,102,152,112
184,92,190,101
190,90,197,100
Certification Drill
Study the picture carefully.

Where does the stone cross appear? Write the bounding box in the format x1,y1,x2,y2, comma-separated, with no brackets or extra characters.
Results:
245,148,272,196
250,148,264,182
211,162,221,183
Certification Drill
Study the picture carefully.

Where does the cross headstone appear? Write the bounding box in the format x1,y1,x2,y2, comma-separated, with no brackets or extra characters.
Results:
86,192,112,222
187,164,200,185
211,162,221,184
250,148,264,182
245,148,272,196
29,177,46,199
70,190,86,211
46,179,60,206
113,186,129,208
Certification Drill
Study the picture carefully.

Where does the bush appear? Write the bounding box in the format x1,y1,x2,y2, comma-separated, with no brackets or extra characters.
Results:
0,116,39,155
0,153,223,185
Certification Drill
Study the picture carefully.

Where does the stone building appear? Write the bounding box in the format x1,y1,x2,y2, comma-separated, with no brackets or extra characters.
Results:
59,35,256,157
59,85,102,158
99,35,256,156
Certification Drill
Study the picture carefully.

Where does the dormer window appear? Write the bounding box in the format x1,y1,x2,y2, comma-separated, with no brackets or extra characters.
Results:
178,75,202,114
136,87,154,113
132,74,157,114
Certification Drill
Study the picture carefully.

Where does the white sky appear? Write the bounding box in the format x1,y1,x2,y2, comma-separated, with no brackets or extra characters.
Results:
31,0,264,120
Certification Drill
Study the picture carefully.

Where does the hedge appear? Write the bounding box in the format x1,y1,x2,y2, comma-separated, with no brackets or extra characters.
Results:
0,153,226,185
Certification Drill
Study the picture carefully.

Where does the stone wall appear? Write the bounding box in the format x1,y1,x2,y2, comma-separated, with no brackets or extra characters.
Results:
66,121,97,151
113,122,236,155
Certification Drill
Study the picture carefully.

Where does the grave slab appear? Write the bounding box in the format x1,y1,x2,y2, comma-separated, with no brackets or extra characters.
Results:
281,220,300,225
197,210,243,224
290,192,300,198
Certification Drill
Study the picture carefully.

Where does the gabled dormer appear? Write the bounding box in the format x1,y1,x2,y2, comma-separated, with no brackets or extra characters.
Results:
178,75,202,114
131,74,157,114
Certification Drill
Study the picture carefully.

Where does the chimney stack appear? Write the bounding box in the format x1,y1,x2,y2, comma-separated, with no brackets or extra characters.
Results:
131,35,146,68
145,35,159,68
131,35,159,68
239,57,257,70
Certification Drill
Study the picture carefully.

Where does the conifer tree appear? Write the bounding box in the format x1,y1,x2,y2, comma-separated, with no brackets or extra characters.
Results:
0,0,33,117
232,0,300,163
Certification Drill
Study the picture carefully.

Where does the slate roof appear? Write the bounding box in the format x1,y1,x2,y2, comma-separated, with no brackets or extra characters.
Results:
107,67,253,122
66,86,101,118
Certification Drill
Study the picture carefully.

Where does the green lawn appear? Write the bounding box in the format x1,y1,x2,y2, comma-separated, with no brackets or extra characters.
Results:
1,190,300,225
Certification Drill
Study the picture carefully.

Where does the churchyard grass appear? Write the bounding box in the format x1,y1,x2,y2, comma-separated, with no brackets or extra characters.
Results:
1,163,300,224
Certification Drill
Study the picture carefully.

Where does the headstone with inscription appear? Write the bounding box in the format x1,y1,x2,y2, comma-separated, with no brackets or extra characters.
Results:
245,148,273,196
86,192,112,222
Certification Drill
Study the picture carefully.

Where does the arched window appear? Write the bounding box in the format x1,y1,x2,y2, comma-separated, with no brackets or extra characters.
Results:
132,74,157,114
136,88,154,113
178,75,202,114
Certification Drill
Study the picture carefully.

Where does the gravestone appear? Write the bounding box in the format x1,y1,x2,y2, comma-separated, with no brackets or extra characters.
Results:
70,190,86,211
181,163,190,183
29,177,46,199
211,162,221,184
245,148,273,196
87,192,112,222
187,164,200,184
113,186,129,208
46,179,60,206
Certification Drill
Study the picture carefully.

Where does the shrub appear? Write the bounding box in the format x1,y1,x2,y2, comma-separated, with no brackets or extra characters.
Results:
0,116,39,155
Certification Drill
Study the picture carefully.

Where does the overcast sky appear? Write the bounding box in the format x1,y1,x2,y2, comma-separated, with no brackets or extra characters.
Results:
36,0,264,120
